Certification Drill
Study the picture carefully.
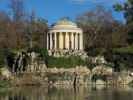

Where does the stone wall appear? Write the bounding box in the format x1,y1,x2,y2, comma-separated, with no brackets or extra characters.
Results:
1,51,133,86
48,50,88,58
46,66,91,86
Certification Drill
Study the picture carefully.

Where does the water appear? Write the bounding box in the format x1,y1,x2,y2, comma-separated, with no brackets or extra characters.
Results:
0,85,133,100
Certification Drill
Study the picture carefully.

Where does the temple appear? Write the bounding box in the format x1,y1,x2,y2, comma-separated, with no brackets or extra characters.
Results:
47,19,84,56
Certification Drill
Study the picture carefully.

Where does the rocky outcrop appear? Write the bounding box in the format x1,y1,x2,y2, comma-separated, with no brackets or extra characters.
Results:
117,71,133,85
46,66,91,85
47,66,90,75
0,67,11,79
48,50,88,59
92,66,113,76
2,51,133,86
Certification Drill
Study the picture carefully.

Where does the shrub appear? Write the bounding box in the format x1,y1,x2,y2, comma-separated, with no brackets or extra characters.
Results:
46,56,87,68
0,49,6,68
27,48,48,58
0,49,13,68
113,45,133,54
86,47,106,57
129,80,133,87
91,74,107,82
0,80,11,88
39,48,48,58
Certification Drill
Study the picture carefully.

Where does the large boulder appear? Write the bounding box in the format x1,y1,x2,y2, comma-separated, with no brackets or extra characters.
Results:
75,66,91,76
117,71,133,85
92,66,113,76
0,67,11,79
96,79,106,85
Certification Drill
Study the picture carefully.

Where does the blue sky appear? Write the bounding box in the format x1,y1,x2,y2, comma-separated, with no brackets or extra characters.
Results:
0,0,125,24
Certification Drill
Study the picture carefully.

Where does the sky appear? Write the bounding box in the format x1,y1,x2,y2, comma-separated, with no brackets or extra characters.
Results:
0,0,126,25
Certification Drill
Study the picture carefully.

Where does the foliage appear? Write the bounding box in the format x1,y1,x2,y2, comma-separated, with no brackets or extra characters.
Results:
91,74,107,82
28,48,48,57
114,0,133,24
0,0,48,49
0,80,11,88
114,0,133,45
129,80,133,86
26,17,48,49
76,5,128,55
0,49,6,68
113,45,133,54
86,47,107,56
46,56,87,68
39,48,48,58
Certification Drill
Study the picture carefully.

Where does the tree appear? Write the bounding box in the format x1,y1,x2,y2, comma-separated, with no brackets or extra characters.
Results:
31,18,48,48
0,0,49,50
76,6,127,55
25,11,48,49
33,18,48,48
0,11,17,48
7,0,27,49
9,0,25,22
114,0,133,43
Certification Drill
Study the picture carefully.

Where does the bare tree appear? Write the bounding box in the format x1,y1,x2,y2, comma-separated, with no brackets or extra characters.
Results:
9,0,25,22
8,0,27,49
76,6,128,55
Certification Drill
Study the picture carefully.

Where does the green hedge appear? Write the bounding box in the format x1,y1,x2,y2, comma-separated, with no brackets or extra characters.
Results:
46,56,87,68
0,48,17,68
113,45,133,54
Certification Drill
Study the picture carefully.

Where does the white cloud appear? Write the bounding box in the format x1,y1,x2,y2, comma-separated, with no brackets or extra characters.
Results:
70,0,89,4
69,0,125,5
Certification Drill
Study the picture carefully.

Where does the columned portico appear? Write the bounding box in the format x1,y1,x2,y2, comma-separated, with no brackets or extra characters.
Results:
47,19,84,53
48,32,83,50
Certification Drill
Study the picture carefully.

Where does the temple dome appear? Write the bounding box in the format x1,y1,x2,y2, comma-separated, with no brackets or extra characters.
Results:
56,19,77,26
51,18,81,30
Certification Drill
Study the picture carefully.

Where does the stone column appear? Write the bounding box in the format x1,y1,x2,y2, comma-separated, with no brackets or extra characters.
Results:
71,33,74,50
69,32,72,50
47,33,49,50
73,32,76,50
80,33,83,50
66,32,69,50
59,32,63,49
75,33,78,50
63,32,66,49
78,33,80,50
50,33,53,50
54,32,57,50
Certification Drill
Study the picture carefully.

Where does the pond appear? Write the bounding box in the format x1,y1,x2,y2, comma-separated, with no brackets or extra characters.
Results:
0,85,133,100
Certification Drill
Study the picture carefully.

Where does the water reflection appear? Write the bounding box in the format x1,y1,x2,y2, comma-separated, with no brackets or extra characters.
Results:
0,85,133,100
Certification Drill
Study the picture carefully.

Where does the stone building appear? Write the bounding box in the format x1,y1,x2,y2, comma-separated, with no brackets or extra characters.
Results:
47,19,85,56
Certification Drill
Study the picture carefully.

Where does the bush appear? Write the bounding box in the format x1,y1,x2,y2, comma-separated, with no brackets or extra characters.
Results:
39,48,48,58
0,80,11,88
0,49,13,68
28,48,48,58
113,45,133,54
91,74,107,82
129,80,133,87
0,49,6,68
46,56,87,68
86,47,107,57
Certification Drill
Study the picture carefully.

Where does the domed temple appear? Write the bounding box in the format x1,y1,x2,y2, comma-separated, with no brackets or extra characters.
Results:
47,19,84,56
